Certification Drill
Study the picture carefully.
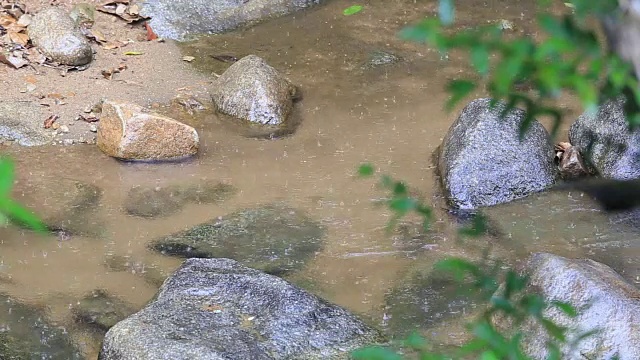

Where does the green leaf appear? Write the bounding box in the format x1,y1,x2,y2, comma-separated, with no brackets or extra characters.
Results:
445,80,476,110
471,45,490,75
480,351,499,360
405,332,427,349
438,0,455,25
0,198,47,233
388,196,416,213
0,157,15,196
358,163,375,177
551,300,577,318
343,5,363,16
124,51,144,56
541,318,566,342
351,346,403,360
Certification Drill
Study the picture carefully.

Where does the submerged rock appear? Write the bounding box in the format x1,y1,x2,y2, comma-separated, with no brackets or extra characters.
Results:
0,294,82,359
438,98,556,209
28,7,93,66
97,101,199,161
124,181,236,218
99,258,383,360
103,254,168,287
18,177,104,236
384,264,478,336
0,101,53,146
523,253,640,359
73,289,136,333
361,50,402,69
211,55,299,137
569,99,640,180
139,0,325,41
151,204,325,275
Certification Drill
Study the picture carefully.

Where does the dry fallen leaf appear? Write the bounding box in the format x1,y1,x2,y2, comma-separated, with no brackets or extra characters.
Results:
85,28,107,44
43,114,58,129
78,113,99,122
145,22,157,41
8,31,29,46
47,93,65,99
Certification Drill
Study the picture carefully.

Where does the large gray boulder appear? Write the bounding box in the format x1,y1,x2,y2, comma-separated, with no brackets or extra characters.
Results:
99,258,383,360
0,101,53,146
139,0,324,41
28,7,93,66
523,253,640,359
438,98,556,209
569,99,640,179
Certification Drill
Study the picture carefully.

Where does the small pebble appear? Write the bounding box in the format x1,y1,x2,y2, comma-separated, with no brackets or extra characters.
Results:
62,139,75,146
60,125,70,133
52,122,60,130
89,124,98,132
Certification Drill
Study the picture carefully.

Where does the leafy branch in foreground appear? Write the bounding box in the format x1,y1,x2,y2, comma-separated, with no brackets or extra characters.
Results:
0,157,46,232
355,163,586,359
401,0,640,138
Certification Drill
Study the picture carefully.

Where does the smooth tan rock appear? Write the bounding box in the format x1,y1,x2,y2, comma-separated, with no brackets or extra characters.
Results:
28,8,93,66
97,101,199,161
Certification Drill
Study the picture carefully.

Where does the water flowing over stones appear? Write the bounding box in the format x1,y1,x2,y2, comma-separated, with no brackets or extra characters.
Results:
28,7,93,66
522,253,640,359
97,101,199,161
211,55,298,136
0,294,82,359
139,0,325,41
437,98,557,209
569,99,640,180
151,203,325,275
99,258,383,360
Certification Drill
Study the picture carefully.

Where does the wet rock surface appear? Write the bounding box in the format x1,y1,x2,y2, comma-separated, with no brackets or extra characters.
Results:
523,253,640,359
97,101,200,161
139,0,325,41
124,181,236,218
438,98,557,209
151,203,325,275
28,7,93,66
569,99,640,180
0,101,53,146
0,294,82,359
103,254,168,287
99,258,383,360
554,142,589,180
211,55,298,137
73,289,136,333
17,177,104,236
384,264,478,336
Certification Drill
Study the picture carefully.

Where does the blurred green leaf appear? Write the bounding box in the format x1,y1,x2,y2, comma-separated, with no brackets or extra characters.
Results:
0,157,14,197
0,198,47,233
352,347,403,360
446,80,476,110
343,5,363,16
551,300,578,318
358,163,375,177
471,45,490,75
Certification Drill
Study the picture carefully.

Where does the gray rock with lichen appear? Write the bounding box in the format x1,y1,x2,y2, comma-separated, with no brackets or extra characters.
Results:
99,258,383,360
211,55,297,128
28,7,93,66
0,101,53,146
139,0,325,41
569,98,640,180
438,98,556,209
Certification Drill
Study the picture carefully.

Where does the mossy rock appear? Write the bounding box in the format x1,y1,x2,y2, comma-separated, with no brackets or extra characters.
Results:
72,289,136,332
151,203,325,275
124,181,237,218
0,294,82,359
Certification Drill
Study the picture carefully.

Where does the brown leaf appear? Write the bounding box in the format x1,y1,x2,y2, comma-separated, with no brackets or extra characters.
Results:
102,40,126,50
8,31,29,46
47,93,65,99
43,114,58,129
145,21,157,41
85,28,107,44
0,14,16,27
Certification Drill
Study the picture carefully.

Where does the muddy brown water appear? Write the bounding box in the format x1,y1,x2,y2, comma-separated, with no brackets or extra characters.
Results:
1,0,639,358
